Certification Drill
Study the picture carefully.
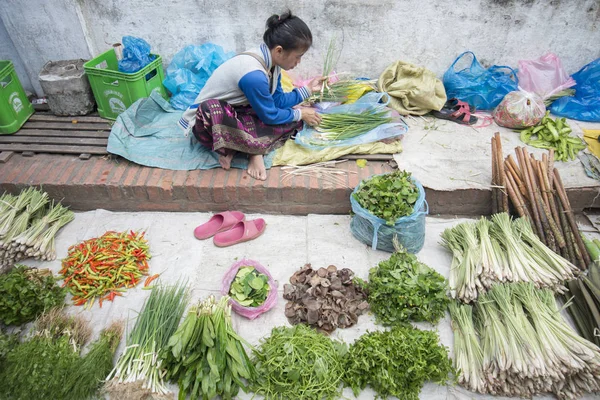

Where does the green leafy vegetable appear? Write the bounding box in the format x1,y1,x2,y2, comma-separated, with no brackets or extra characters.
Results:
343,326,455,399
252,324,347,400
229,266,270,307
0,265,66,325
363,248,449,325
352,170,419,225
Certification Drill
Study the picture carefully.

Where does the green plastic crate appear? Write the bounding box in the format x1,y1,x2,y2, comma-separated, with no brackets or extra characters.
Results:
0,61,34,134
83,49,167,120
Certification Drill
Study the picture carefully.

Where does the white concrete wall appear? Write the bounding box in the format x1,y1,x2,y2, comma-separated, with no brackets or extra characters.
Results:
0,18,32,93
1,0,599,96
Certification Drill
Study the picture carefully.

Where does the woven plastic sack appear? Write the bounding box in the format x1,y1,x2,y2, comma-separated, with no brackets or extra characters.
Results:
492,90,546,129
550,58,600,122
118,36,156,73
221,259,277,320
443,51,518,110
517,53,576,99
350,176,428,253
294,92,408,150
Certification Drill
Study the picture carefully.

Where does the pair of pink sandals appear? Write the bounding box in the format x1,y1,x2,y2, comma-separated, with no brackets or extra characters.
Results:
194,211,266,247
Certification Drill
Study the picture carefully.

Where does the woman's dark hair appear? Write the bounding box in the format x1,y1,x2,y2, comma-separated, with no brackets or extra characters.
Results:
263,11,312,51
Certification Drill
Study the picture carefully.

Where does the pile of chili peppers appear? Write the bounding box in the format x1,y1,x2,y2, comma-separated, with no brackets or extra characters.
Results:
60,230,156,308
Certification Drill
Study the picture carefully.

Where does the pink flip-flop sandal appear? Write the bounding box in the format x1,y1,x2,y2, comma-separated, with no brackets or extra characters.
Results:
194,211,245,240
213,219,266,247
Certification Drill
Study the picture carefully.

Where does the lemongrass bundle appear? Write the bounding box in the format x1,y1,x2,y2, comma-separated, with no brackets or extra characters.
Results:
441,213,579,302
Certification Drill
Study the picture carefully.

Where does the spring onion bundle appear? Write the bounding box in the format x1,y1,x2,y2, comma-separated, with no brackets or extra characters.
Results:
0,188,74,272
441,213,579,302
310,79,374,104
107,283,189,395
450,283,600,399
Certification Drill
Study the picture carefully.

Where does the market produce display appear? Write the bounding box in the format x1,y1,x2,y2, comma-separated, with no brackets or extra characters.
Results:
493,140,591,270
343,326,455,400
442,213,579,302
357,248,448,325
0,265,65,325
283,264,368,333
564,236,600,347
60,230,151,307
313,109,392,143
352,170,420,225
162,295,255,399
310,79,374,104
519,111,586,161
0,188,74,272
251,324,347,400
449,283,600,399
229,266,270,307
107,283,189,396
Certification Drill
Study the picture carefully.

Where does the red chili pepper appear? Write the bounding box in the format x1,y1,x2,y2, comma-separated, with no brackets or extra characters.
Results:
144,274,160,287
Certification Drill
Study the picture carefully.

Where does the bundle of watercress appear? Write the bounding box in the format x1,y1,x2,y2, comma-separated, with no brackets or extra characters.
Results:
0,265,66,325
252,324,347,400
353,170,420,225
358,248,449,325
229,266,270,307
343,326,455,400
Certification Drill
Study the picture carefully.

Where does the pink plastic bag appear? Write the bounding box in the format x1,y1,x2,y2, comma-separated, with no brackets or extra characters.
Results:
517,53,576,99
493,90,546,128
221,259,277,320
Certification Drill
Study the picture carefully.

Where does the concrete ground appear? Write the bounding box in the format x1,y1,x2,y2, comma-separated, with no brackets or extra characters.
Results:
19,209,599,400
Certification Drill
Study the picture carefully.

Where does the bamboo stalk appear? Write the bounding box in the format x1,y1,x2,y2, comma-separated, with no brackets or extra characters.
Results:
535,160,566,248
537,159,551,211
548,149,555,190
553,168,591,268
523,152,556,249
495,133,509,213
505,167,531,220
516,147,545,242
491,138,499,214
557,200,580,267
539,157,566,248
506,155,524,184
505,156,527,198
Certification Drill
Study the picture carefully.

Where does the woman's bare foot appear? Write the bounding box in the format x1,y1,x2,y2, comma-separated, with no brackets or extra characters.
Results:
218,152,235,170
247,154,267,180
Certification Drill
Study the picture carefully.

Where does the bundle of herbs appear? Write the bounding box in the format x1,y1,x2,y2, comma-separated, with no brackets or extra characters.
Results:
311,108,392,144
60,230,151,308
564,235,600,347
343,326,455,400
309,79,374,104
450,283,600,399
0,265,65,325
251,324,347,400
229,266,270,307
0,308,91,400
161,295,255,399
441,213,579,302
353,170,420,225
283,264,368,333
0,188,74,272
357,247,448,325
107,282,189,396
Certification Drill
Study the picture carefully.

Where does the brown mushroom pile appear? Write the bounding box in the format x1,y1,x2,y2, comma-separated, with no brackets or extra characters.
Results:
283,264,369,333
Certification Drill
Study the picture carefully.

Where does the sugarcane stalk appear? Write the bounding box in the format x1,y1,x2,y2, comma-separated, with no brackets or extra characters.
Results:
491,137,499,214
516,147,545,242
554,168,591,269
495,133,509,213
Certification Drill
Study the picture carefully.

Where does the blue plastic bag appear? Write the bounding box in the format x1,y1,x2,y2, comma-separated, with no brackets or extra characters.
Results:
118,36,156,73
163,43,234,110
294,92,408,150
443,51,518,110
350,175,428,253
550,58,600,122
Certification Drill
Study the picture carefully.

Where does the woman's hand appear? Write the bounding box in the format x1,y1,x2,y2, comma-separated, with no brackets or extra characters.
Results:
301,108,322,127
307,76,328,93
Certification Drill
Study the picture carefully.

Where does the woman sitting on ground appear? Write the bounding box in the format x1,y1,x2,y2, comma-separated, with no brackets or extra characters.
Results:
178,11,324,180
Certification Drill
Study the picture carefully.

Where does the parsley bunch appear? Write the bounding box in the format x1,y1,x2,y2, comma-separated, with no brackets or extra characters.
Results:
363,249,449,325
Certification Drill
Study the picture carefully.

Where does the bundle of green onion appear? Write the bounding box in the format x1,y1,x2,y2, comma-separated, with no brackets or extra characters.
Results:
311,108,392,145
450,283,600,399
441,213,579,302
107,283,189,395
310,79,373,104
